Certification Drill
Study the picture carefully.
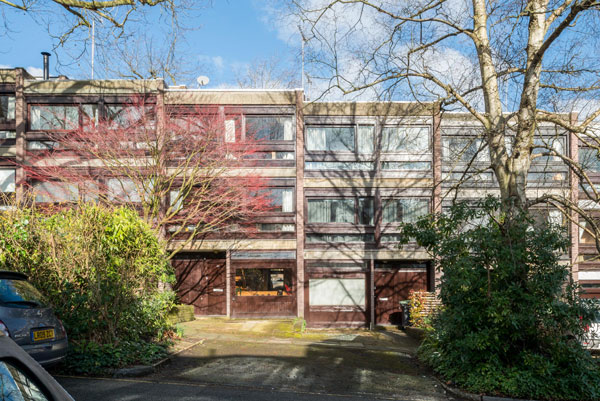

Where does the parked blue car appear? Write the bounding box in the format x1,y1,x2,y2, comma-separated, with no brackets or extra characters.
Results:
0,271,68,366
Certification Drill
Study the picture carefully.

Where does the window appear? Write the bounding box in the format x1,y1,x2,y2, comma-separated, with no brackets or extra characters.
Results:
382,199,429,223
382,126,429,152
382,162,431,170
33,182,78,203
306,233,374,243
306,127,355,152
246,116,294,141
225,119,236,143
527,172,566,183
245,151,294,160
0,131,16,139
30,105,78,130
533,137,564,162
443,137,489,162
106,105,150,128
81,104,99,129
27,141,58,150
581,148,600,172
0,169,15,194
0,96,15,121
107,178,141,203
266,188,294,213
235,268,293,296
309,278,365,306
358,197,374,225
305,161,375,171
357,126,374,153
257,223,295,232
307,199,355,223
0,360,49,401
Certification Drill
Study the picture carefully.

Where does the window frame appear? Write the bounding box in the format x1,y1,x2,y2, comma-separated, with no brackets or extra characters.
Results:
244,115,295,143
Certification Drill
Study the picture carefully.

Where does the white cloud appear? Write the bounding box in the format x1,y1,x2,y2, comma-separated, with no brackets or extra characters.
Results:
0,64,12,69
26,66,43,77
197,55,226,74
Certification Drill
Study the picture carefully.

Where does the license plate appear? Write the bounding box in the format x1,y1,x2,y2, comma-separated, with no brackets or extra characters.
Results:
32,328,55,342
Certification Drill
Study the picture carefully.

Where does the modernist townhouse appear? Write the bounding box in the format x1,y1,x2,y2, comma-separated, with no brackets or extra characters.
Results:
0,67,597,327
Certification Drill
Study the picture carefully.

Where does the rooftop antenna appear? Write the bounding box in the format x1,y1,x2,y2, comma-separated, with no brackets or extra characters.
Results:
91,17,95,80
298,26,307,96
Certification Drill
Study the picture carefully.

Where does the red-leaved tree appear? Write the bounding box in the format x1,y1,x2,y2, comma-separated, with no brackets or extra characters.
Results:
22,97,273,256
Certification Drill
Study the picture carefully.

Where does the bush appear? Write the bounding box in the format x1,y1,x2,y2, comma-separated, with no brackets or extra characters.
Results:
401,198,600,401
0,203,175,373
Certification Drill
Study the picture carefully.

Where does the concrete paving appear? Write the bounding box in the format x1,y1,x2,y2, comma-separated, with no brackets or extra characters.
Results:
57,318,456,401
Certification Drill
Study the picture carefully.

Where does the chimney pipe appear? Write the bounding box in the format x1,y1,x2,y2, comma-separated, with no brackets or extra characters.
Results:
41,52,50,80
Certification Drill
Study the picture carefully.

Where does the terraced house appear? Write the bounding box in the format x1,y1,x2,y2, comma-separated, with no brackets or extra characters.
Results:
0,66,597,327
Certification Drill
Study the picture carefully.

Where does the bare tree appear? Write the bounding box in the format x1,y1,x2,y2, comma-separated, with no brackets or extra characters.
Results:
235,55,301,89
1,0,203,83
288,0,600,236
22,97,273,257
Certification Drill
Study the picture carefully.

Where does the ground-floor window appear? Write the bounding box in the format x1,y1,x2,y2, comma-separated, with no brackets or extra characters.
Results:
309,278,365,306
235,268,293,296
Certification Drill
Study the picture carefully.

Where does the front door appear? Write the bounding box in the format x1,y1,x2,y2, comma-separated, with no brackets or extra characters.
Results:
375,266,427,325
173,252,226,316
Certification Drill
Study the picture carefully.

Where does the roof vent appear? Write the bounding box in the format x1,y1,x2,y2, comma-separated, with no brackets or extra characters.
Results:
41,52,51,80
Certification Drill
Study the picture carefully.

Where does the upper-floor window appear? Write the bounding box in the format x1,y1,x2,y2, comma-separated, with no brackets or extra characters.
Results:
0,131,15,139
0,96,15,121
30,105,79,130
308,198,355,223
532,136,564,163
307,197,374,224
106,105,151,128
306,126,374,153
382,199,429,223
443,137,489,163
246,116,294,141
266,188,294,213
580,148,600,172
381,126,429,153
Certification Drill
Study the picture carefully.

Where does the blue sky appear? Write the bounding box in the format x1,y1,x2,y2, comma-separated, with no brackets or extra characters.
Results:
0,1,297,88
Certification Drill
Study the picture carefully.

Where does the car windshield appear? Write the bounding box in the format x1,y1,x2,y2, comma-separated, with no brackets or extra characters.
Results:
0,279,47,308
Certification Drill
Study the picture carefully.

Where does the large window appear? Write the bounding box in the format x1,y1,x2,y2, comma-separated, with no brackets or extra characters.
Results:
382,126,429,152
305,161,375,171
107,178,142,203
581,148,600,172
309,278,365,306
306,126,373,153
33,181,79,203
235,268,293,296
307,199,355,223
382,199,429,223
246,116,294,141
443,137,489,163
306,233,374,243
30,105,78,130
0,96,15,121
105,105,151,128
266,188,294,213
532,136,564,163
